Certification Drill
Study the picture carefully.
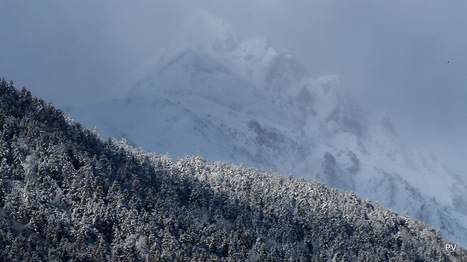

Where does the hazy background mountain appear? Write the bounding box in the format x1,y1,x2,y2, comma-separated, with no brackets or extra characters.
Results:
59,12,467,246
1,1,467,178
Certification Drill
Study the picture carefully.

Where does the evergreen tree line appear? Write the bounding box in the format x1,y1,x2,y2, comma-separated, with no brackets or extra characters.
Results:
0,79,465,261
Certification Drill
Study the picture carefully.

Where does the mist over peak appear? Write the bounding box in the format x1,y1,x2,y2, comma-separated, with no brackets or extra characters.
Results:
164,10,241,57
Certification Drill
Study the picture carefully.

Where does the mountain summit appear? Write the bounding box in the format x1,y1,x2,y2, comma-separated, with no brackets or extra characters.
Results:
67,13,467,246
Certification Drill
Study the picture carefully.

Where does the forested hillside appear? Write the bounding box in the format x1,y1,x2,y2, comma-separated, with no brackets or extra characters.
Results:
0,79,465,261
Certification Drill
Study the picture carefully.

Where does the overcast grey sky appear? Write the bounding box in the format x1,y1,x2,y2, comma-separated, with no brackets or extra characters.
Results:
1,1,467,177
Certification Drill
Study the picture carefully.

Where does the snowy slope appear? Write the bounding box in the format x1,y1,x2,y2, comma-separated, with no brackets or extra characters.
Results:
66,12,467,246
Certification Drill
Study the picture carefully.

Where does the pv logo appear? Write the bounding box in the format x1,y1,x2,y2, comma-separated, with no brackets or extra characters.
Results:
445,243,457,252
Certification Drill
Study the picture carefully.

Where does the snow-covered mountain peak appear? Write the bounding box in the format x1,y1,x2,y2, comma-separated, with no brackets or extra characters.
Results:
134,12,309,101
316,74,341,94
67,14,467,246
238,37,308,89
